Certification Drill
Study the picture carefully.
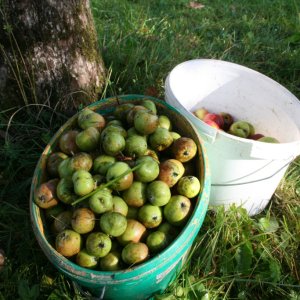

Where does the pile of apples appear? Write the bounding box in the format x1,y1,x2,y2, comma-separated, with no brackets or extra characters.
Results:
193,108,280,143
34,99,201,271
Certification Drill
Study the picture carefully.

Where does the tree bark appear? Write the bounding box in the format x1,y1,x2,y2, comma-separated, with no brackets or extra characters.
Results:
0,0,106,111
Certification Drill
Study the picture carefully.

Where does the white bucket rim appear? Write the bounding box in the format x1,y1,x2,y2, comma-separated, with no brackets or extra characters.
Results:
165,59,300,159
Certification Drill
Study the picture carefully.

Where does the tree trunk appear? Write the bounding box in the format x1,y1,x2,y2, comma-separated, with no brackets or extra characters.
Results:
0,0,106,112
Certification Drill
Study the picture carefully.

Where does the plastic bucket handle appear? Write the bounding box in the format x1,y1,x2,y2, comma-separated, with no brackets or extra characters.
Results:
212,156,294,187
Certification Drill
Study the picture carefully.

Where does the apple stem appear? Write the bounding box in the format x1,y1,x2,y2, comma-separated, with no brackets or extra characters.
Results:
71,163,142,206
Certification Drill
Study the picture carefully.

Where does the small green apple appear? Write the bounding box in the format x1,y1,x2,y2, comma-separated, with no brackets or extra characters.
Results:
164,195,191,226
86,232,112,258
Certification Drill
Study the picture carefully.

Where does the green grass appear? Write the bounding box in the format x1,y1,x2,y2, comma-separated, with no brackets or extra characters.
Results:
1,0,300,299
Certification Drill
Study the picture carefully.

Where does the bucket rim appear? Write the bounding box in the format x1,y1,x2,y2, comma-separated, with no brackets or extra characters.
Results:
30,94,211,283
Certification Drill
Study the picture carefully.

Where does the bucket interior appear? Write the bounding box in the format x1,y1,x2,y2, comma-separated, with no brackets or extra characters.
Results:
167,59,300,143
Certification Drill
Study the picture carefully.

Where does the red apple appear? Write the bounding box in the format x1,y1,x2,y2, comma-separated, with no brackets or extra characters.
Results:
203,113,224,128
249,133,265,140
204,119,220,129
220,112,234,131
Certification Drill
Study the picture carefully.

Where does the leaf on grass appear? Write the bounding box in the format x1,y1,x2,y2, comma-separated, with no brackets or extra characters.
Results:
234,241,253,275
18,280,40,300
269,259,281,283
258,217,279,233
188,2,205,9
286,33,300,44
220,249,234,275
47,289,71,300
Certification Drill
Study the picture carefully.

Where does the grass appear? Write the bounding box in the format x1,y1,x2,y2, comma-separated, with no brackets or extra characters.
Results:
0,0,300,299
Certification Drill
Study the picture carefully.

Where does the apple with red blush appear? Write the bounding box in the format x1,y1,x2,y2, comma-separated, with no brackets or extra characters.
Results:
203,113,224,129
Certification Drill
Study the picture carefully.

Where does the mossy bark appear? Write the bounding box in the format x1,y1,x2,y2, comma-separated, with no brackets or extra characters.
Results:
0,0,106,112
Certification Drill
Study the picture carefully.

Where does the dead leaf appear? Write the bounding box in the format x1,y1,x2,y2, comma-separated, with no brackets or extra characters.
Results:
188,1,205,9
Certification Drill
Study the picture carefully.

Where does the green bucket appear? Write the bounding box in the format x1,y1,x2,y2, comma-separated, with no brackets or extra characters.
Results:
30,95,211,299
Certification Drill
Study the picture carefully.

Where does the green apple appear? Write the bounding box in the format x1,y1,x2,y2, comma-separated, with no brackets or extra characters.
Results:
117,219,147,246
72,170,95,196
106,162,133,191
138,204,162,228
71,208,95,234
177,176,201,198
164,195,191,226
88,187,113,214
55,229,82,257
77,109,106,131
146,180,171,206
86,232,112,258
134,156,159,183
134,110,159,135
122,181,147,207
146,231,168,253
100,212,128,237
56,178,77,204
124,135,148,157
101,124,127,140
114,103,134,122
258,136,280,143
158,222,179,240
126,105,148,126
99,250,122,271
170,131,181,141
102,132,126,156
149,128,173,152
75,127,100,152
229,121,254,138
158,115,172,131
76,249,98,268
127,127,147,141
141,99,157,114
121,242,149,265
93,155,116,175
58,158,73,179
111,196,128,216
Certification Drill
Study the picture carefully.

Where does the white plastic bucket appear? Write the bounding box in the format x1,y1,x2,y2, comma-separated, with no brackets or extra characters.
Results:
165,59,300,216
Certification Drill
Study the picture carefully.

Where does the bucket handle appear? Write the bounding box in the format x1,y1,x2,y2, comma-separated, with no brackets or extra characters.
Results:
212,156,295,187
